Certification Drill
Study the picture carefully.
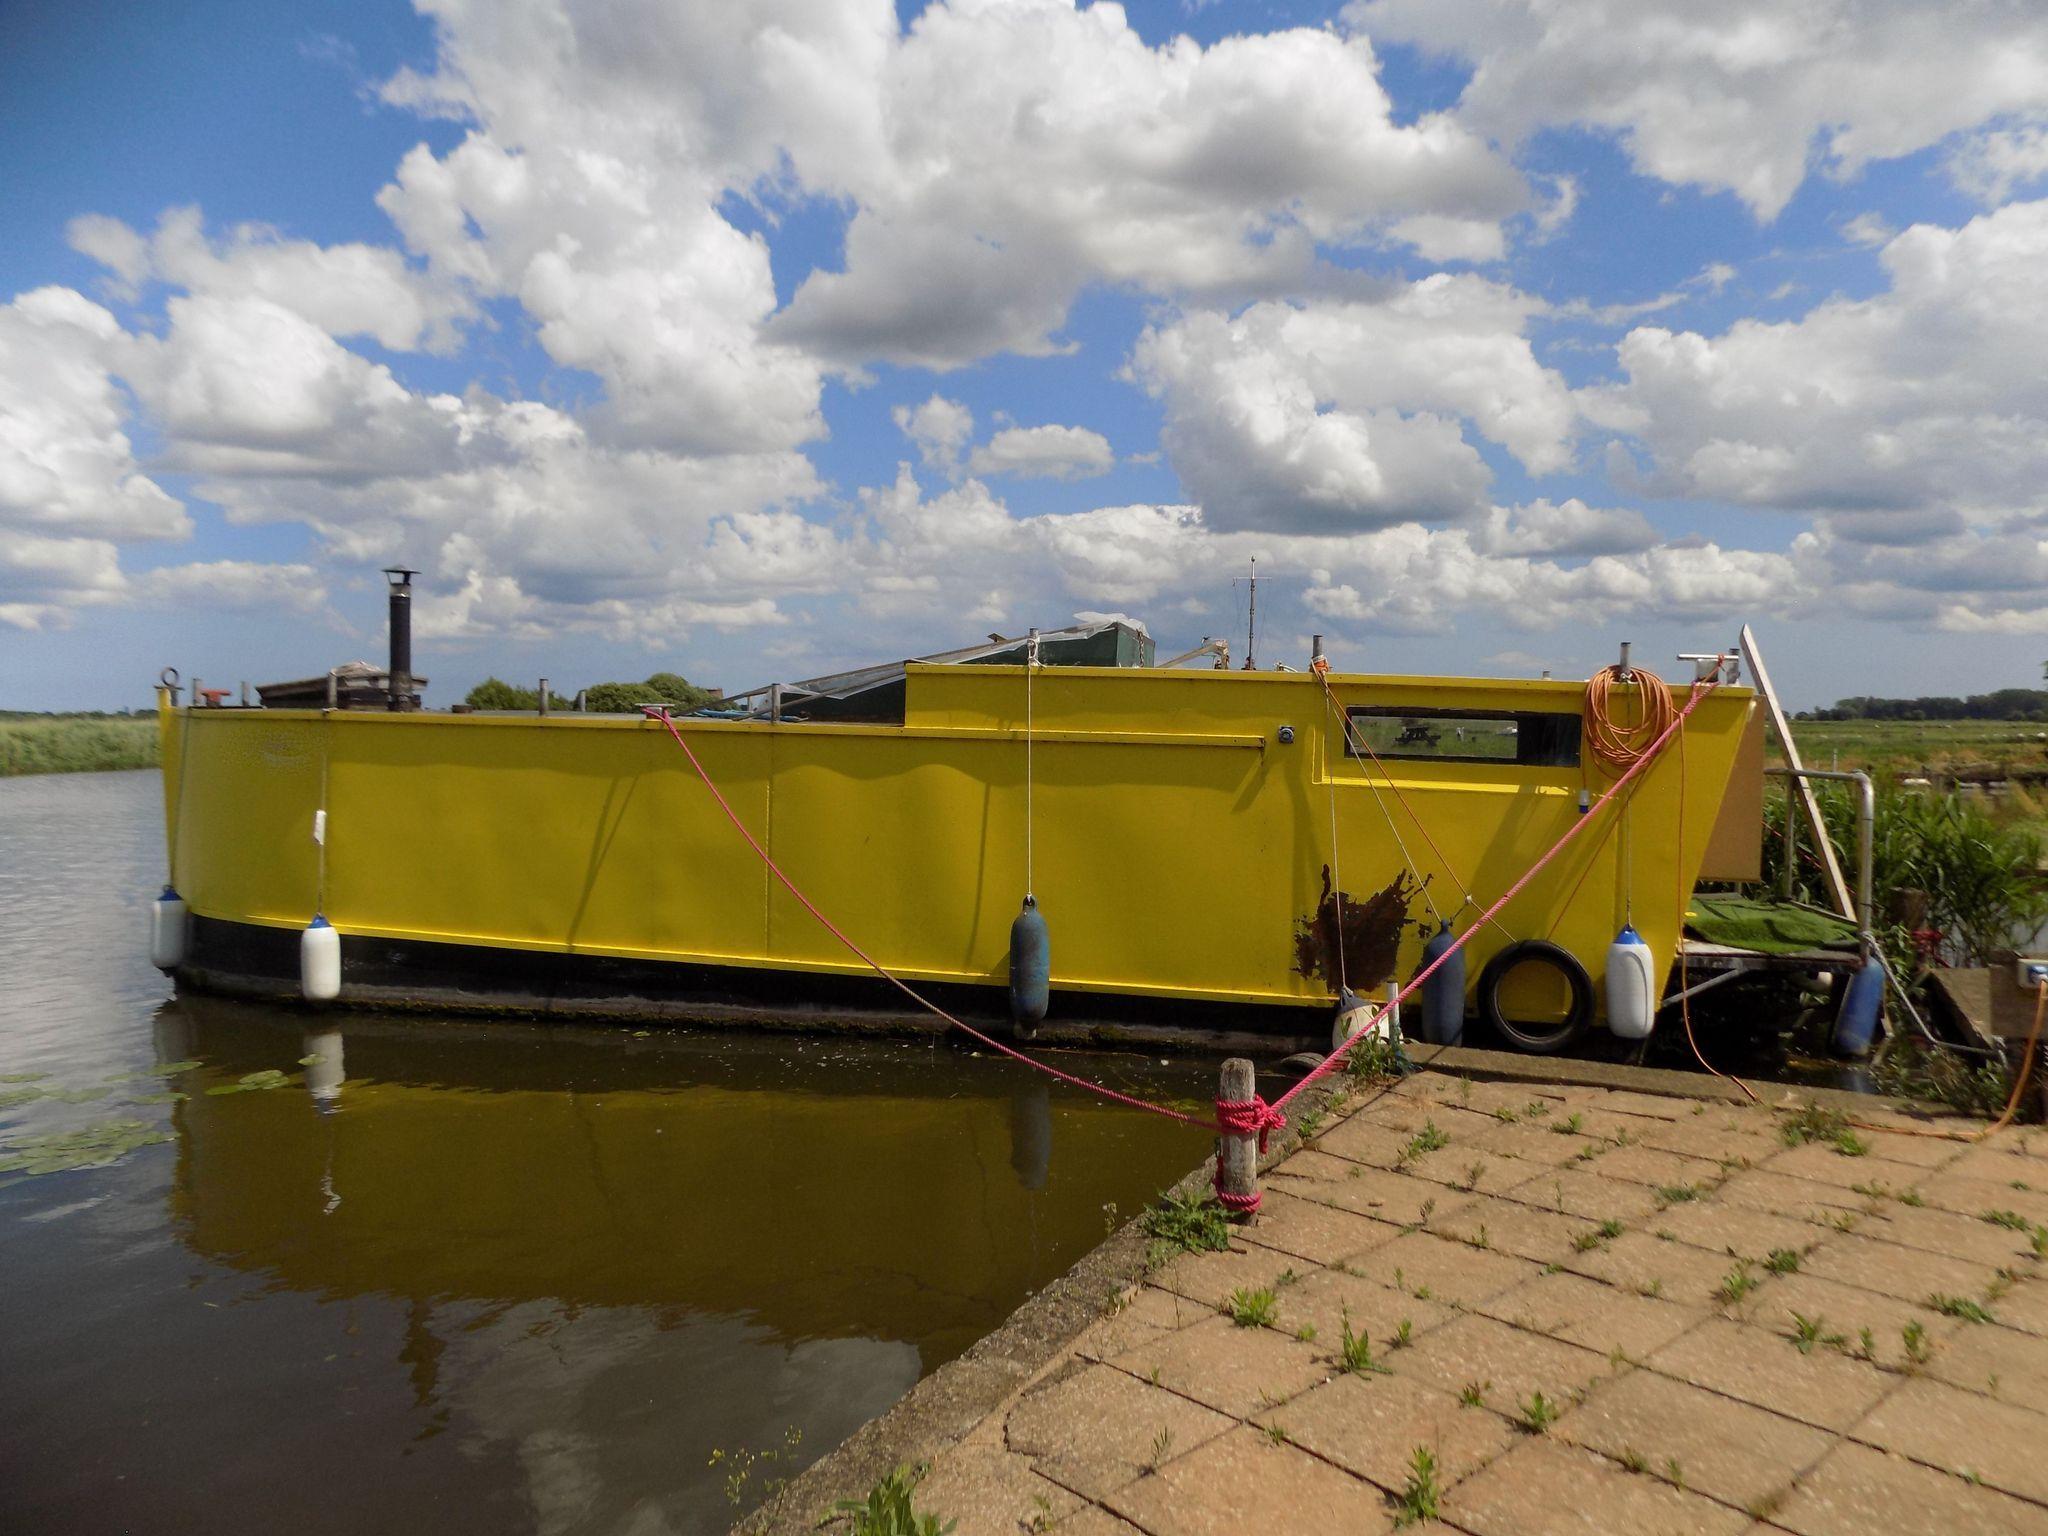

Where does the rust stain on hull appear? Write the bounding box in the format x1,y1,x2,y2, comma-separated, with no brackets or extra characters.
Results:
1293,867,1420,995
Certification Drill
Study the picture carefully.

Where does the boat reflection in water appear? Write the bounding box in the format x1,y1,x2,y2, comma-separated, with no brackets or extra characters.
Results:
148,996,1203,1534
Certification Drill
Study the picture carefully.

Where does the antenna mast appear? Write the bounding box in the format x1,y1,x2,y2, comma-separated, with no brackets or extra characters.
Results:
1242,556,1257,671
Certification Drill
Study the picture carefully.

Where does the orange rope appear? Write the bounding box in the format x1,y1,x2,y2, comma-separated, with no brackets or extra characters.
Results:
1583,663,1677,775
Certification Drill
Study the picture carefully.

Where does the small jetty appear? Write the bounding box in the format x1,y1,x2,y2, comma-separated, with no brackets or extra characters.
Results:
751,1060,2048,1534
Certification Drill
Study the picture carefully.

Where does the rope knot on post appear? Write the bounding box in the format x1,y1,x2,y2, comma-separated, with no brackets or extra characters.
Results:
1214,1060,1281,1217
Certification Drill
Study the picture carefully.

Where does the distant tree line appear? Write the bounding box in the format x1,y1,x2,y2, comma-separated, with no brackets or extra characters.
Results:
463,671,718,714
1799,688,2048,722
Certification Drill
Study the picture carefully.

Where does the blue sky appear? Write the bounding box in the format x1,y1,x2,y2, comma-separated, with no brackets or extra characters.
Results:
3,0,2047,710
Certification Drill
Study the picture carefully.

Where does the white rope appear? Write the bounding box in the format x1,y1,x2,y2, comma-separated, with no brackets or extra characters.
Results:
1024,630,1037,898
1321,687,1349,997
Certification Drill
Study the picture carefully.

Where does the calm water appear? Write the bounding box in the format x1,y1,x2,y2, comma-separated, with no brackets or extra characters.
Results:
0,771,1210,1534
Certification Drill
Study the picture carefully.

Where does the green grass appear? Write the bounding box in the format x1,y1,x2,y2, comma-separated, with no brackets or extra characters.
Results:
1780,716,2048,785
833,1465,954,1536
0,715,157,776
1227,1287,1278,1327
1926,1293,1995,1324
1394,1446,1442,1527
1337,1307,1390,1375
1142,1190,1232,1256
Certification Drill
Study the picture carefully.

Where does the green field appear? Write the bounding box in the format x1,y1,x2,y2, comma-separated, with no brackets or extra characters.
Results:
1779,717,2048,783
0,716,158,777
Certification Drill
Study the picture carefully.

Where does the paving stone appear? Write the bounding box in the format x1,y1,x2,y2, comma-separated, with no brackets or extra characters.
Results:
1985,1275,2048,1339
1767,1441,2048,1536
1442,1436,1751,1536
1430,1195,1600,1265
1107,1313,1330,1419
1851,1128,1972,1171
1850,1376,2048,1506
1103,1424,1395,1536
1853,1200,2046,1266
1276,1265,1453,1357
1564,1230,1745,1307
1800,1228,2005,1304
1254,1369,1518,1494
905,1446,1083,1536
1350,1228,1545,1307
1147,1238,1304,1312
1762,1139,1935,1193
1006,1363,1235,1502
1393,1312,1614,1420
1265,1162,1476,1230
1583,1143,1726,1192
1476,1270,1705,1361
1556,1366,1832,1512
1944,1141,2048,1186
1311,1114,1424,1168
1916,1173,2048,1226
1710,1168,1866,1221
1496,1166,1667,1224
1046,1508,1149,1536
1350,1096,1494,1140
1461,1117,1601,1167
1637,1119,1782,1166
1402,1148,1556,1203
1075,1284,1207,1363
1554,1087,1695,1122
1648,1199,1825,1262
1745,1272,1955,1370
1644,1316,1894,1432
1924,1318,2048,1410
1233,1188,1403,1268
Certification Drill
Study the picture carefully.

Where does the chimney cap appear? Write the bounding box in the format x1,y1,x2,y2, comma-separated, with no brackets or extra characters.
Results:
381,566,418,587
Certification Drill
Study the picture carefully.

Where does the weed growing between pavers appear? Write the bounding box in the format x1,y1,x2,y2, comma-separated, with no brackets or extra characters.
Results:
1517,1392,1560,1432
1902,1320,1932,1364
1227,1287,1279,1327
1142,1190,1231,1261
1777,1104,1869,1156
1790,1312,1846,1354
1926,1293,1995,1323
1457,1380,1489,1407
1717,1261,1759,1304
1398,1121,1450,1166
1336,1307,1391,1376
833,1464,953,1536
1764,1248,1802,1274
1393,1446,1442,1527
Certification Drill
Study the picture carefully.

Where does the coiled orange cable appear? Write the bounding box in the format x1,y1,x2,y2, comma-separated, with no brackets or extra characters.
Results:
1583,663,1678,774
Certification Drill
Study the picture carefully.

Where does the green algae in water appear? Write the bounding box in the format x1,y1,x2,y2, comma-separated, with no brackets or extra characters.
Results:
0,1087,47,1109
0,1072,49,1084
129,1090,190,1105
0,1118,173,1175
204,1069,292,1097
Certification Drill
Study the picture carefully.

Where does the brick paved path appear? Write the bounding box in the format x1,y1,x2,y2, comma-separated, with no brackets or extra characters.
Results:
883,1070,2048,1535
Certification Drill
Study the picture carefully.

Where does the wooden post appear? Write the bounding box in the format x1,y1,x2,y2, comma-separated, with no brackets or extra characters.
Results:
1217,1057,1259,1219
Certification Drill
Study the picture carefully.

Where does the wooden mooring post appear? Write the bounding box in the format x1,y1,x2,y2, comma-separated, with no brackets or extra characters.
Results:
1217,1057,1259,1220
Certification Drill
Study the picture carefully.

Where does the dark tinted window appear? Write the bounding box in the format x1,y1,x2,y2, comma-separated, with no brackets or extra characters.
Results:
1345,707,1581,768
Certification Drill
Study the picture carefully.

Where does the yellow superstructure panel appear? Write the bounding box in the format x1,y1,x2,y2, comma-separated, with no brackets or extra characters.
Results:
159,666,1756,1014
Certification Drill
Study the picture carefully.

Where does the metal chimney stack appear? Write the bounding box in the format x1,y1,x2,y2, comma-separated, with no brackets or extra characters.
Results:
383,567,417,711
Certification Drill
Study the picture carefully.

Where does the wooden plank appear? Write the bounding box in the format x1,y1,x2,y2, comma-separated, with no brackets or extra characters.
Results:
1740,625,1854,921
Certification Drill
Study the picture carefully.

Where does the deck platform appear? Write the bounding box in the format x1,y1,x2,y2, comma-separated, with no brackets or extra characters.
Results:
754,1066,2048,1535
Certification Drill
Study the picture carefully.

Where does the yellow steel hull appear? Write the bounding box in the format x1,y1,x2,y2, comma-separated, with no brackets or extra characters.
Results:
159,665,1756,1027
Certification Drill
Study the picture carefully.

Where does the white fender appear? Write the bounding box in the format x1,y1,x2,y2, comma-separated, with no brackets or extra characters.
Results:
150,887,188,971
301,916,341,1003
1606,923,1657,1040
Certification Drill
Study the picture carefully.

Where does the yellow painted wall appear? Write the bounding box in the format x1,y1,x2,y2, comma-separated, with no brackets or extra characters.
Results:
158,668,1755,1014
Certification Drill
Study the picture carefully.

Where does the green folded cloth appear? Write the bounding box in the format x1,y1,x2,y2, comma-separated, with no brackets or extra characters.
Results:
1685,895,1860,955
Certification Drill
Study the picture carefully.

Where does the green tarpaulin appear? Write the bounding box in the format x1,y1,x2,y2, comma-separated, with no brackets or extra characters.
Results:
1685,895,1859,955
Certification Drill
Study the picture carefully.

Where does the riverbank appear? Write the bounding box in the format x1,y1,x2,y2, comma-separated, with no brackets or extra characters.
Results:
749,1054,2048,1534
0,715,156,776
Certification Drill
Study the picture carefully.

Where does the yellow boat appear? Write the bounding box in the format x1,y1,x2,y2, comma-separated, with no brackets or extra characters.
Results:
152,619,1762,1054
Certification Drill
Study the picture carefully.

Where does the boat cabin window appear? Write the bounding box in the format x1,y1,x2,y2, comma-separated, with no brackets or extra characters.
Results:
1344,707,1581,768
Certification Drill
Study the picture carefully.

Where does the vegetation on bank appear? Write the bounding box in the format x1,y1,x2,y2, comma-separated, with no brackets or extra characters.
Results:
1777,716,2048,784
463,671,718,713
0,714,157,777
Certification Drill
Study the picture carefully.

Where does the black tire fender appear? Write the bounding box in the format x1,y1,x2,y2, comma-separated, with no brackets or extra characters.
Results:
1477,938,1594,1055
